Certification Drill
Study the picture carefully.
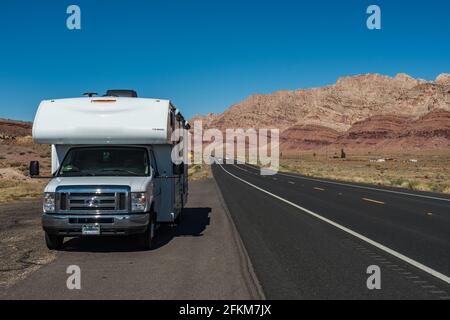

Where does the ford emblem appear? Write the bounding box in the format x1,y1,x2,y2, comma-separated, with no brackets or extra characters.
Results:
85,198,100,207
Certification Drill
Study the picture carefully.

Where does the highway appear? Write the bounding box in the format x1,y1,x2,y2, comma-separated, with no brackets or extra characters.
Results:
212,162,450,299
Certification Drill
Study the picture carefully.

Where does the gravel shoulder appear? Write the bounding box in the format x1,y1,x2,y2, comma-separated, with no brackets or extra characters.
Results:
0,199,56,290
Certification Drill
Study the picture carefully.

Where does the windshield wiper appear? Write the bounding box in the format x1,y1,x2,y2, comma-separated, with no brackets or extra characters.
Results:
60,172,96,177
98,169,140,176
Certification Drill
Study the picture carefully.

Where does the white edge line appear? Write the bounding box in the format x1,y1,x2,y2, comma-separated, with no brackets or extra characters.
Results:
218,162,450,285
240,163,450,203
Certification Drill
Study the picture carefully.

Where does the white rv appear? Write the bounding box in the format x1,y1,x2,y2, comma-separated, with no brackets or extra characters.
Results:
31,90,189,250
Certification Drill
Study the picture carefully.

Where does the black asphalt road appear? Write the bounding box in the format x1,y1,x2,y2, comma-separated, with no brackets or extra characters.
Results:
1,179,262,300
212,162,450,299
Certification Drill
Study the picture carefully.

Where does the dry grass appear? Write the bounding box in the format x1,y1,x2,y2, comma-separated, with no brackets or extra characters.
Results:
188,164,212,181
279,151,450,194
0,179,46,203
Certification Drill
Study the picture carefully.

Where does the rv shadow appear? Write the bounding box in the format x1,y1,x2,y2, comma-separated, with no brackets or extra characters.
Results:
63,207,211,252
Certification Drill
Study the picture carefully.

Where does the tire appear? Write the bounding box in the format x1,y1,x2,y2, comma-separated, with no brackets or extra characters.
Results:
45,232,64,250
139,213,156,250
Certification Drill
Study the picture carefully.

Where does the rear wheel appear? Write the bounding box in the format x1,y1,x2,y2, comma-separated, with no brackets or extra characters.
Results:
45,232,64,250
139,213,156,250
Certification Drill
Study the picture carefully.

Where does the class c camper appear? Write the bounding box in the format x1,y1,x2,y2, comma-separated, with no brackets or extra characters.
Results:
30,90,189,250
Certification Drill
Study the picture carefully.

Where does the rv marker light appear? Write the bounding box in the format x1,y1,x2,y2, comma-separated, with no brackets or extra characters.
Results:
91,99,116,103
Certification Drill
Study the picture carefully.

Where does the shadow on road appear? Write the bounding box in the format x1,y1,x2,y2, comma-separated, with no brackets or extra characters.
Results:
62,207,211,253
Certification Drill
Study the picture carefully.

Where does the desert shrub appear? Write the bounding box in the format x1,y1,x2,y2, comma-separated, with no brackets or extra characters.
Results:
9,161,22,167
390,178,406,186
0,179,19,188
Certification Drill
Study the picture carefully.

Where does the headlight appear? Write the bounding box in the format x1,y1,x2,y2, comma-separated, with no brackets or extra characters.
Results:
131,192,147,212
43,192,55,213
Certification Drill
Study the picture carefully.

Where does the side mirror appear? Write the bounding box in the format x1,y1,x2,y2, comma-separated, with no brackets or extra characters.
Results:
151,166,158,178
29,161,40,177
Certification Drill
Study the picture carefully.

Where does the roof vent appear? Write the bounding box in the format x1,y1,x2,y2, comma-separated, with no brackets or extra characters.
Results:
105,89,138,98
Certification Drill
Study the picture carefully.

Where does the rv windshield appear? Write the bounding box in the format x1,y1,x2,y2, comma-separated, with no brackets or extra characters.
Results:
58,147,149,177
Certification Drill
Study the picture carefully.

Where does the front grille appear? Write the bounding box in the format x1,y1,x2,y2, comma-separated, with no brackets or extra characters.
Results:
69,217,114,224
118,193,126,210
66,192,126,212
55,186,130,214
60,193,67,210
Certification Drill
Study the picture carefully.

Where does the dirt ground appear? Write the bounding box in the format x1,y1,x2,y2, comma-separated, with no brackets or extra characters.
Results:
0,199,56,289
1,138,63,289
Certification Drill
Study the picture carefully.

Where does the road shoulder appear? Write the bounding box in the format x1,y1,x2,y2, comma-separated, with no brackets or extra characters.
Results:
212,176,265,300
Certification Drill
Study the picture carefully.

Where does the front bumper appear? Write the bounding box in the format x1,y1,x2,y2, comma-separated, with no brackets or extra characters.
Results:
42,213,150,236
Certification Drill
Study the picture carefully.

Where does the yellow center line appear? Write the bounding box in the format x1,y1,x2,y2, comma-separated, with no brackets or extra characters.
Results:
314,187,325,191
362,198,385,205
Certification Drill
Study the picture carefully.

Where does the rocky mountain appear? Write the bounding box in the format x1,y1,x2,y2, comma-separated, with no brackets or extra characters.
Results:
335,110,450,151
280,125,340,150
191,73,450,151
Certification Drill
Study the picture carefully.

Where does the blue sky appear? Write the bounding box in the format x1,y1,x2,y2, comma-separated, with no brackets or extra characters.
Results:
0,0,449,121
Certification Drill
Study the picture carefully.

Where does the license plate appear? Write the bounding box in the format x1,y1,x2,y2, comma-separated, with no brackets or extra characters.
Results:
82,224,101,235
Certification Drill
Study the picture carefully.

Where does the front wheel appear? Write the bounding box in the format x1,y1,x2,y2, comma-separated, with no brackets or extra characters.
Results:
139,214,156,250
45,232,64,250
